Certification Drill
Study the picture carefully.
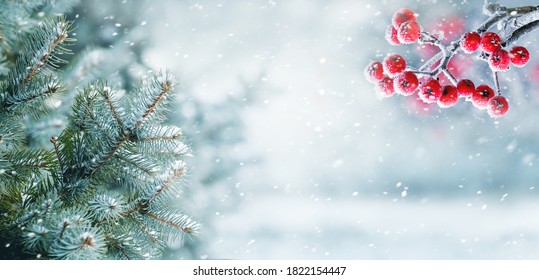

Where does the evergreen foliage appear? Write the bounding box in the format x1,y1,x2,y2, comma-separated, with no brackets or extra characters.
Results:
0,0,199,259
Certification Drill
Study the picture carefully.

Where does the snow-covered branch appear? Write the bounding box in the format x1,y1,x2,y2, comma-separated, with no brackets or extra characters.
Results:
366,2,538,118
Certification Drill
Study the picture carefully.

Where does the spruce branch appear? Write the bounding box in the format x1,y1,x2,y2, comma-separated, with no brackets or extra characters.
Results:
50,136,64,179
137,220,159,244
102,87,125,133
138,126,183,141
15,17,73,85
148,163,186,204
88,134,129,176
4,75,64,117
133,75,175,131
104,235,133,260
0,2,198,260
145,212,183,229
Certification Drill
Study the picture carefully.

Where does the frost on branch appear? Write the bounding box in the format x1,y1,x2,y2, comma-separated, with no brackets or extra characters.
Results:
365,3,539,118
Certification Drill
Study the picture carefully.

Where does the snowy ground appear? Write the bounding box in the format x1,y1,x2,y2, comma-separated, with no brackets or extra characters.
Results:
209,195,539,259
134,0,539,259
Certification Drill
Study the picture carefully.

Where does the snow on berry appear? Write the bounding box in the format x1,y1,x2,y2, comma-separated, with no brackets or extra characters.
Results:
418,78,442,104
377,76,395,97
489,48,510,71
456,79,475,97
509,46,530,67
385,25,401,45
397,20,421,44
364,61,385,83
392,8,416,29
487,95,509,118
472,84,495,109
460,31,481,53
382,53,406,77
480,32,501,54
438,85,459,108
394,71,419,96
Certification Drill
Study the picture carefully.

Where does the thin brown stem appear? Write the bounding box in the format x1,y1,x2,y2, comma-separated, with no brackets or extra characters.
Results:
50,136,64,182
10,85,59,105
141,134,183,141
133,81,172,131
132,218,158,243
23,33,68,84
104,235,132,260
145,212,182,228
113,154,156,176
148,165,185,204
89,135,129,176
102,88,125,133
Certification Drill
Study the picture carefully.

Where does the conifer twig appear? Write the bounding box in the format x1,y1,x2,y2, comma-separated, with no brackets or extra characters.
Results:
102,87,125,133
23,29,69,84
148,165,186,203
133,81,173,131
50,136,65,183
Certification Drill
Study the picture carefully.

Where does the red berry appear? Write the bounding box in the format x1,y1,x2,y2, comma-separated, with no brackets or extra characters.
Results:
377,76,395,97
509,46,530,67
392,8,416,29
489,48,510,71
487,95,509,118
398,20,421,44
456,79,475,97
438,85,459,108
382,53,406,77
385,25,401,45
365,61,385,83
480,32,501,54
472,84,495,109
418,78,442,104
460,31,481,53
394,71,419,96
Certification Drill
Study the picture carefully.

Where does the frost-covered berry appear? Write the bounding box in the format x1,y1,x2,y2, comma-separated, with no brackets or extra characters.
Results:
456,79,475,97
489,48,510,71
392,8,416,29
382,53,406,77
480,32,501,54
418,78,442,104
438,85,459,108
365,61,385,83
385,25,401,45
487,95,509,118
472,84,495,109
394,71,419,96
397,20,421,44
460,31,481,53
509,46,530,67
377,76,395,97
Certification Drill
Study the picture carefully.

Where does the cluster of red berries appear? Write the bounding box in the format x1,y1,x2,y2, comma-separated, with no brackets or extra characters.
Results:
365,54,507,117
460,31,530,71
385,8,421,45
365,8,532,118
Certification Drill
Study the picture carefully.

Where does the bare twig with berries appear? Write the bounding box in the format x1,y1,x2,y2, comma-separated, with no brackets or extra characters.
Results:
365,2,537,118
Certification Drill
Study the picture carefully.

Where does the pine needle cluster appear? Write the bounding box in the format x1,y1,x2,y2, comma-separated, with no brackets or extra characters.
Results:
0,0,199,259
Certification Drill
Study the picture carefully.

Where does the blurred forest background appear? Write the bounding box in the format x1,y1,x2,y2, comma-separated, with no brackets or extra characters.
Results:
67,0,539,259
